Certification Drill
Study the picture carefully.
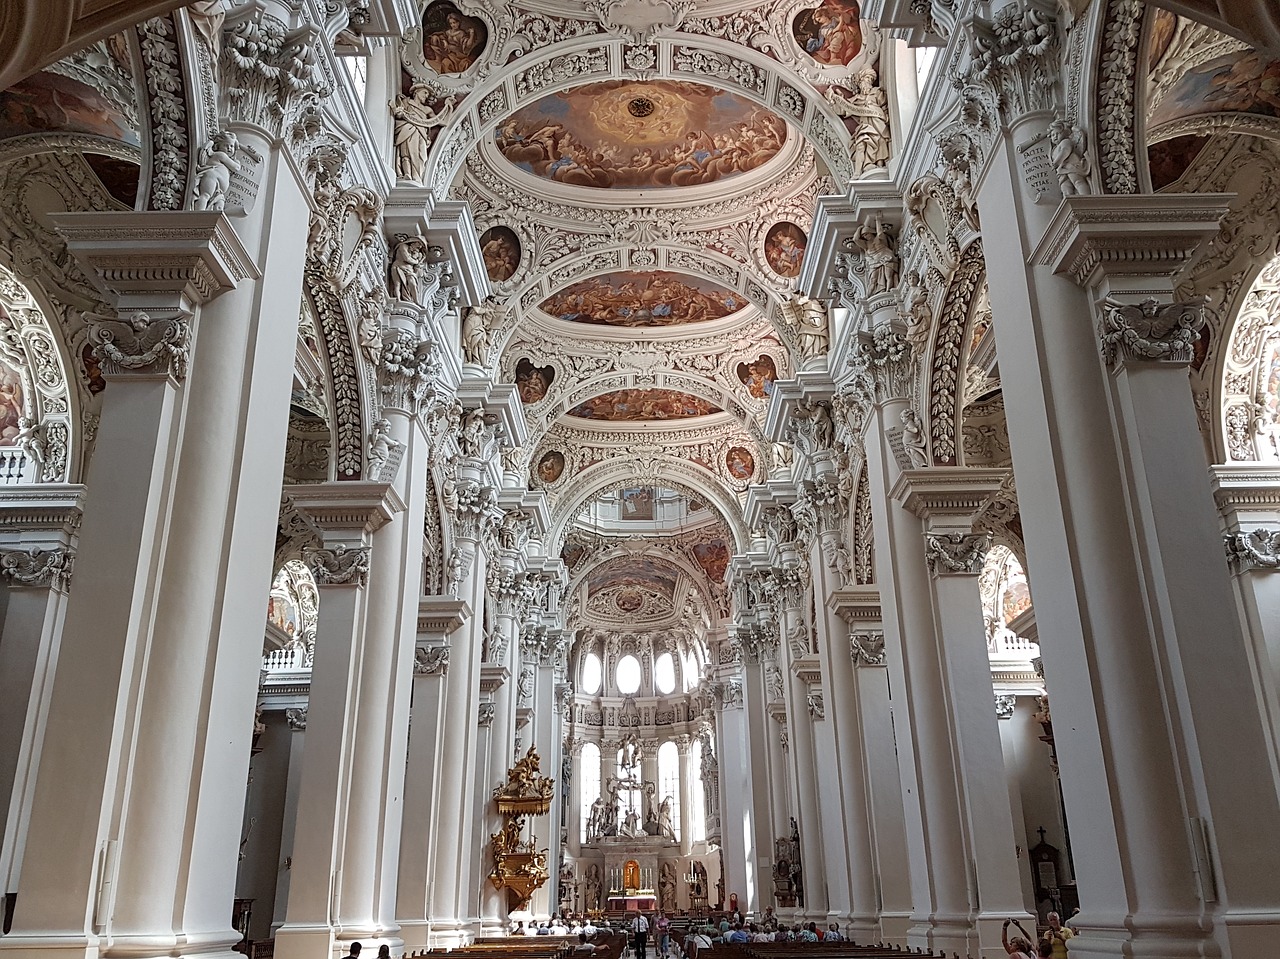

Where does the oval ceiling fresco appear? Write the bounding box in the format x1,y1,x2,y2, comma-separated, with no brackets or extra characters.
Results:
494,80,788,189
539,271,748,327
566,389,723,421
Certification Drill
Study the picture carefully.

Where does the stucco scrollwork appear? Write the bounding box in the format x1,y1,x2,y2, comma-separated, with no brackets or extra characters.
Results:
924,532,989,575
305,543,373,588
0,546,74,592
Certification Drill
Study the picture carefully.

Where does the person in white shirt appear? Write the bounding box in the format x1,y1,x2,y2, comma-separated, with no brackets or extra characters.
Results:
631,912,650,959
583,920,598,938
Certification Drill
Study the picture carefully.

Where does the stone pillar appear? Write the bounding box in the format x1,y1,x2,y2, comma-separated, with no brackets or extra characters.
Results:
1211,465,1280,761
894,467,1031,957
711,689,755,914
830,588,913,944
1028,193,1280,955
428,471,499,946
676,736,692,858
0,488,83,928
525,629,571,919
734,620,781,908
274,483,401,959
272,708,310,933
801,492,879,939
0,210,272,959
397,597,469,951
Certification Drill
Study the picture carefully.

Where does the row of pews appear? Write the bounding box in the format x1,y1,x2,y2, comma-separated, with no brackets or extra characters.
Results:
408,936,942,959
706,945,949,958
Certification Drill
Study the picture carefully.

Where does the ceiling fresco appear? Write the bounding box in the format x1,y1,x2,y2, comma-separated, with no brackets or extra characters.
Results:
690,540,730,583
420,0,488,74
1149,50,1280,132
587,557,680,599
566,389,723,421
0,68,138,145
494,80,788,189
538,271,748,327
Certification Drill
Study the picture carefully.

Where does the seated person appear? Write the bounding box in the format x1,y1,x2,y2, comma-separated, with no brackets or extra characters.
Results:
573,933,604,955
796,923,819,942
773,924,794,942
726,923,750,943
536,922,551,935
551,918,569,935
582,919,597,937
683,930,713,959
751,926,774,943
824,924,844,942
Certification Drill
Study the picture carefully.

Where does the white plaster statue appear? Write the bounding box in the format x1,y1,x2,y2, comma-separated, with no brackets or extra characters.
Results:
357,295,383,364
391,85,456,184
827,68,891,177
859,218,899,296
1047,118,1092,196
902,271,931,355
901,408,930,468
389,237,428,303
366,418,401,481
770,441,794,472
782,295,829,361
1252,394,1280,460
14,416,44,468
657,795,676,839
191,131,243,211
517,665,533,706
461,302,496,366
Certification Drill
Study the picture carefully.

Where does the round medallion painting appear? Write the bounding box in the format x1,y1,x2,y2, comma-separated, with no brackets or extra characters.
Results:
792,0,863,67
480,226,520,282
420,1,488,74
535,450,566,485
515,358,554,404
736,354,778,399
764,222,807,278
726,447,755,480
494,80,787,189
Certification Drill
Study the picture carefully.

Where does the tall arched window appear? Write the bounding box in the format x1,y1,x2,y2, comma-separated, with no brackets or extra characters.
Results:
689,738,706,842
658,741,680,840
581,652,602,694
654,651,676,694
616,654,641,694
580,742,600,843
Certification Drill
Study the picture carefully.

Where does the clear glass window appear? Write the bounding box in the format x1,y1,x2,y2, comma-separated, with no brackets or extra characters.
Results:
654,651,676,694
581,652,602,695
616,654,641,694
580,742,600,843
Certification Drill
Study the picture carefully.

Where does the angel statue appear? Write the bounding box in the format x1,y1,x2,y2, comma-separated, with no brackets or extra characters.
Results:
391,85,457,184
191,131,244,211
1047,118,1091,196
461,301,501,366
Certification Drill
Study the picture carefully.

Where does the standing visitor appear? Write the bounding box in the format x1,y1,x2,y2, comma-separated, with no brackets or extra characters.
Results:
655,911,671,957
632,910,650,959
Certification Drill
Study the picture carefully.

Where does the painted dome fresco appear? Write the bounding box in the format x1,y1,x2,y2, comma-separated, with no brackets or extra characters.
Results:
494,80,788,189
567,389,723,421
538,271,748,327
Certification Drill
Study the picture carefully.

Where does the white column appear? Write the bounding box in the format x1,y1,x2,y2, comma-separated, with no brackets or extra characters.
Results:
397,598,469,951
274,483,400,959
525,630,571,919
427,472,498,946
272,709,310,933
1212,465,1280,762
0,210,268,959
0,488,83,929
712,693,756,915
1030,193,1280,956
895,468,1032,958
676,737,692,858
831,589,913,944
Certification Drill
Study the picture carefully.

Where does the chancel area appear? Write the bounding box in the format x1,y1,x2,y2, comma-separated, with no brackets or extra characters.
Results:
0,1,1279,959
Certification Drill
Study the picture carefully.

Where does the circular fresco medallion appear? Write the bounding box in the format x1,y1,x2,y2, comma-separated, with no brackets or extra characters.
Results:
764,222,807,278
535,450,566,485
479,225,521,282
726,446,755,480
736,354,778,399
420,1,488,74
615,588,644,613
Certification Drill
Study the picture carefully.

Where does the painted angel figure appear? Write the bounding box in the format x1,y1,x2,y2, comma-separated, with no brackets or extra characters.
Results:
391,86,456,184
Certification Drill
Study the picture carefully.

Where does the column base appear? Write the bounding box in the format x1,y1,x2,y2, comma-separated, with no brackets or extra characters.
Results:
399,919,429,952
0,930,245,959
842,912,878,943
427,921,473,948
875,911,911,947
0,934,97,959
274,923,334,959
907,912,975,958
976,913,1035,959
1065,911,1214,959
1221,911,1280,959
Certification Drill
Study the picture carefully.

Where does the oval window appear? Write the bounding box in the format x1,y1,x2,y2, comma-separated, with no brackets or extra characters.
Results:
654,652,676,694
616,654,641,694
581,652,602,695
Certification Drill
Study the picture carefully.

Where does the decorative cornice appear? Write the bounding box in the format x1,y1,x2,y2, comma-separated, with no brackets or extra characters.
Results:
417,596,471,637
0,486,86,535
281,482,404,535
829,585,882,624
892,467,1009,522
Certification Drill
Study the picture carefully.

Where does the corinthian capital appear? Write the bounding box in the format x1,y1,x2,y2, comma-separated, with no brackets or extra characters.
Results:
924,532,989,575
220,9,331,134
960,1,1061,124
305,543,372,587
848,323,914,404
1098,298,1206,371
0,546,74,592
379,328,439,415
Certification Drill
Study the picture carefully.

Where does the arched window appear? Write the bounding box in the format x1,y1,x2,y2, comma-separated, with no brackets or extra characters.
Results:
581,652,602,695
681,647,701,691
580,742,600,843
654,651,676,694
689,738,706,843
658,741,680,840
616,654,641,694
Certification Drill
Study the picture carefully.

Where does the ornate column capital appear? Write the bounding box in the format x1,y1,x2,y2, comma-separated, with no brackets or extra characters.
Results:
1225,529,1280,575
1098,297,1206,372
414,643,450,676
478,701,496,727
923,532,990,576
995,694,1017,720
849,629,887,667
219,7,331,138
847,323,915,405
305,543,373,588
0,546,74,592
958,1,1062,127
286,706,308,731
806,690,825,720
379,328,441,415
